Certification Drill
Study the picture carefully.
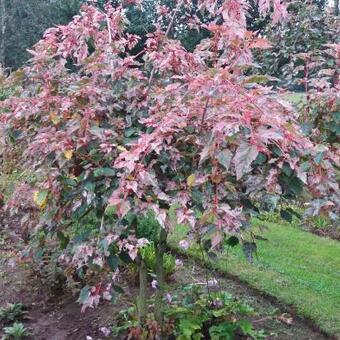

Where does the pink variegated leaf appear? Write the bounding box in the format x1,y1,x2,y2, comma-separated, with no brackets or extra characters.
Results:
233,143,259,180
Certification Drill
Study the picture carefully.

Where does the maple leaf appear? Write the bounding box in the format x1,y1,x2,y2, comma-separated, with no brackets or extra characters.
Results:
216,149,233,170
233,143,259,180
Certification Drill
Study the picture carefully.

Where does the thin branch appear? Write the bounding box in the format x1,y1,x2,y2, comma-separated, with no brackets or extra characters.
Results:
199,97,210,133
147,0,184,91
105,13,114,71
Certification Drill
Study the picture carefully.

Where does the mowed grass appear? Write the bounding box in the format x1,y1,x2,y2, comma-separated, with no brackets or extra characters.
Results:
168,220,340,337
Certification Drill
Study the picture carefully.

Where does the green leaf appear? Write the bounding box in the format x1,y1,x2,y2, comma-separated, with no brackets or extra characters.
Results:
57,231,70,250
282,163,293,176
271,145,282,157
202,239,212,252
199,211,216,225
84,181,95,192
301,122,313,136
254,235,268,241
93,168,116,177
179,319,202,338
124,127,139,138
7,128,22,143
77,285,91,304
300,161,311,171
112,284,124,294
119,251,133,264
286,207,302,219
240,198,259,213
244,74,273,84
238,319,253,335
225,236,239,247
107,254,119,271
61,176,77,187
315,151,324,164
216,149,232,170
254,152,267,165
287,177,303,196
209,322,235,340
280,209,293,222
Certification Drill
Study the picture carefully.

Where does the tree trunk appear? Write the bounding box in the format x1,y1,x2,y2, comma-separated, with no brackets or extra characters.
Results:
335,0,339,16
0,0,6,66
137,256,148,325
154,228,167,333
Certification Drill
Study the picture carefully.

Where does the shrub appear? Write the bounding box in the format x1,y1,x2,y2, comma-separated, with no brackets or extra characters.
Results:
309,215,331,230
256,0,339,88
0,0,338,331
136,213,161,243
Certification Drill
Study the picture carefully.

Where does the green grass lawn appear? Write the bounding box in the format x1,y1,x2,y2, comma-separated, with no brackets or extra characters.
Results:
168,220,340,337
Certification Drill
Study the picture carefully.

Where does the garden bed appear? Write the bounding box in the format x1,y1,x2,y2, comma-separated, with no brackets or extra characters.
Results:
0,214,331,339
300,222,340,241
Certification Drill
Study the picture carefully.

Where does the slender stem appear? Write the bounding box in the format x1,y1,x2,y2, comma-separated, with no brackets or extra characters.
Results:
164,1,182,37
137,255,148,325
100,214,104,233
154,228,167,333
104,12,115,73
304,58,310,119
199,98,210,134
147,0,184,91
198,239,212,301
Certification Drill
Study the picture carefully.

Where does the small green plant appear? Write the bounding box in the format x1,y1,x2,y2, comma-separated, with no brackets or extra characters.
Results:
111,306,139,337
136,213,160,242
2,322,30,339
0,304,26,323
126,243,176,284
140,244,175,277
111,285,266,339
310,215,331,230
257,204,303,227
165,286,265,339
258,211,282,224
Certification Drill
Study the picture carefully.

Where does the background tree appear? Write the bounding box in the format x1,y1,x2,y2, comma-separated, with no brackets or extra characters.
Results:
0,0,333,69
255,0,339,88
0,0,81,69
0,0,6,66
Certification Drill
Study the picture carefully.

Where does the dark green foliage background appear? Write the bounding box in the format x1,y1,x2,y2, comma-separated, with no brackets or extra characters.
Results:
0,0,332,70
1,0,81,69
